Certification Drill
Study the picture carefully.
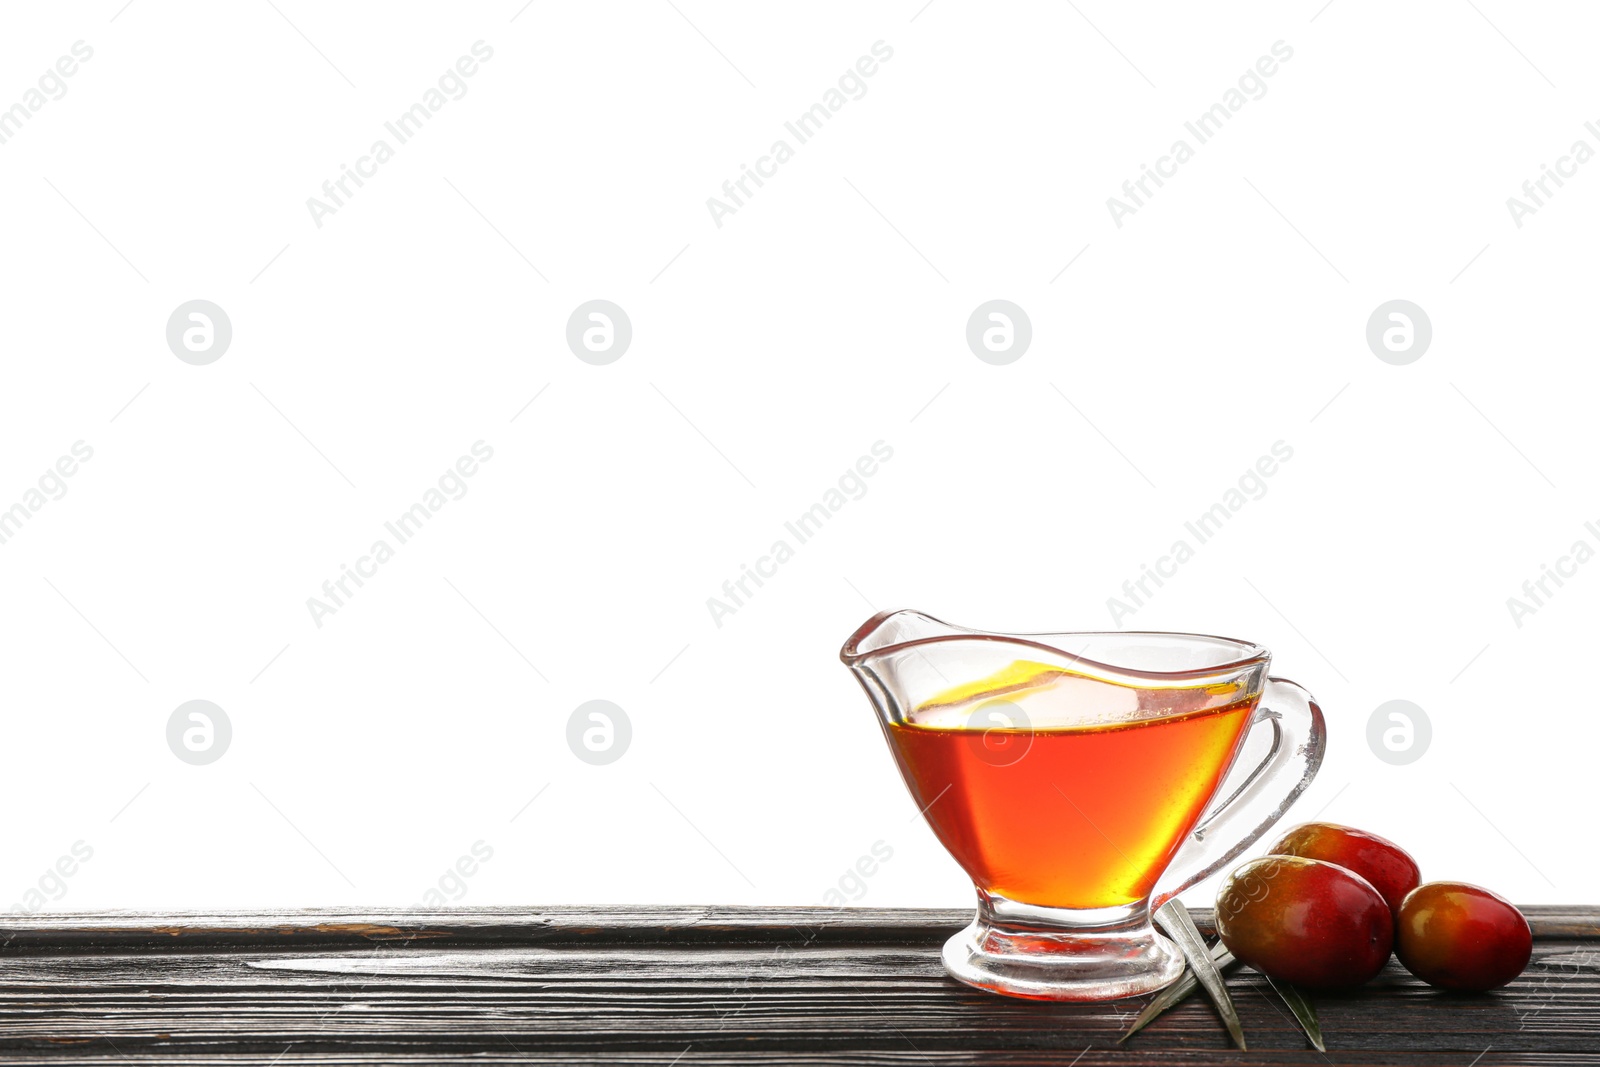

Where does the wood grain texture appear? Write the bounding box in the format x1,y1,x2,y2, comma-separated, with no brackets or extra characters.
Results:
0,906,1593,1065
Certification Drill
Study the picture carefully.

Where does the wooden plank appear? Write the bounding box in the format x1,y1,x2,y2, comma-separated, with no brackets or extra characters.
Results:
0,904,1590,946
0,907,1592,1064
0,906,964,949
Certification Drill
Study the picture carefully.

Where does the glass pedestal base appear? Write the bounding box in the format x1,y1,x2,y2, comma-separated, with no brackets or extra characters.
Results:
941,895,1184,1002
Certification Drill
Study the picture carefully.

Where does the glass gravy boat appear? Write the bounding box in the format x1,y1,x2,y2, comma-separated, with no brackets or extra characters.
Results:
842,609,1325,1001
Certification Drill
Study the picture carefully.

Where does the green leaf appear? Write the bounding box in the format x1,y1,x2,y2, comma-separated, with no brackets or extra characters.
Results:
1263,975,1326,1052
1151,900,1247,1050
1119,938,1238,1042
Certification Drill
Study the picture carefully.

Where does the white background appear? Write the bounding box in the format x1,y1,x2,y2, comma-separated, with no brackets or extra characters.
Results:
0,0,1592,915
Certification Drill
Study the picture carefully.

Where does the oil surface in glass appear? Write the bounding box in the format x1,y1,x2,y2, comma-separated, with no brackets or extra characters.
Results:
886,661,1254,909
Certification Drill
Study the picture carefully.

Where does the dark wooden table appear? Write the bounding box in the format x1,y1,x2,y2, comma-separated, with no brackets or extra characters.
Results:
0,906,1593,1064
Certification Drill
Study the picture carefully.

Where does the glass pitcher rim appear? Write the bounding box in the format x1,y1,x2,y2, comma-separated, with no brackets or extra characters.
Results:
840,608,1271,684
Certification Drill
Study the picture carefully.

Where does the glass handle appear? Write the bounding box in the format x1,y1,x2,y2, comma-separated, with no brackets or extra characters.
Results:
1151,677,1327,910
